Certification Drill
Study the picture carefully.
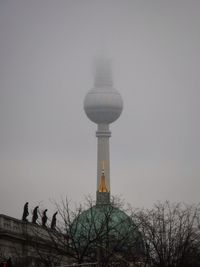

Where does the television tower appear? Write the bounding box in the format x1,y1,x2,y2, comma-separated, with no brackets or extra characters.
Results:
84,58,123,204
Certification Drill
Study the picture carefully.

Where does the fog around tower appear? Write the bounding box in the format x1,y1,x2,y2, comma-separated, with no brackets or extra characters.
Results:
94,57,113,87
84,58,123,124
0,1,200,218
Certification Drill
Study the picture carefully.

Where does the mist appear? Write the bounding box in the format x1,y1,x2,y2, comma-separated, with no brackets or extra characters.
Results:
0,0,200,218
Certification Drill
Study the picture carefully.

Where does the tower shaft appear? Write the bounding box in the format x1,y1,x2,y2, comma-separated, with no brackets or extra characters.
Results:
96,124,111,204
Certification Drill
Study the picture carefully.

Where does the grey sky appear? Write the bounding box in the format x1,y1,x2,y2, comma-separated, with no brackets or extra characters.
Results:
0,0,200,219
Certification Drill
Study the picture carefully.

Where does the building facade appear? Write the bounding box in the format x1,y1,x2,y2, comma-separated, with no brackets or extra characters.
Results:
0,214,69,266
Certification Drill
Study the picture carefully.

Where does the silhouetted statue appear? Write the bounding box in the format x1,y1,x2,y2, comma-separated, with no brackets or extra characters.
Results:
42,209,48,227
51,211,58,229
32,206,39,224
22,202,29,222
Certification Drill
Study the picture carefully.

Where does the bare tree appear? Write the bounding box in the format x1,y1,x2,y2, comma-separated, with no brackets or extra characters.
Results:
132,201,200,267
29,196,143,266
9,199,200,267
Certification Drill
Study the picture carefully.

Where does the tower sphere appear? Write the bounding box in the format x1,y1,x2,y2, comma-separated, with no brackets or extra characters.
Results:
84,59,123,124
84,87,123,124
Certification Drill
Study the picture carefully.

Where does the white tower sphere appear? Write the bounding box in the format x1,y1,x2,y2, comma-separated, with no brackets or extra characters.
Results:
84,87,123,124
84,59,123,124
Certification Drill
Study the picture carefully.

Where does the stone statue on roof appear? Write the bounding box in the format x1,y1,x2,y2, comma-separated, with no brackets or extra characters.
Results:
51,211,58,230
42,209,48,227
22,202,29,222
32,206,39,224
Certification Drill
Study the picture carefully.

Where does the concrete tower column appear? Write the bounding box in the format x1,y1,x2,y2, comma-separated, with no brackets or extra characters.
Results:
96,123,111,191
96,123,111,205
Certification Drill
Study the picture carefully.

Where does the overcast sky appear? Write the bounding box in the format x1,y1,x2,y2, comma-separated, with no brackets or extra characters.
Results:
0,0,200,219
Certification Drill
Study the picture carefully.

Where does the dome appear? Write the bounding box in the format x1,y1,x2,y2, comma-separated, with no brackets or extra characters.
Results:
84,87,123,124
72,204,143,253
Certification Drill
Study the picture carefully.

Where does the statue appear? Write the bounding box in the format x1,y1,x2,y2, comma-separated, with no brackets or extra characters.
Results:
32,206,39,224
51,211,58,230
22,202,29,221
42,209,48,227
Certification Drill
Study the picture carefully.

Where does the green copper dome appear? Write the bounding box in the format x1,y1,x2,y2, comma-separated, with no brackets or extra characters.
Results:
72,204,143,255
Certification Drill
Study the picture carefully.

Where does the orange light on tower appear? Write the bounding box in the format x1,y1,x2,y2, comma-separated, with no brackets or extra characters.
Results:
98,161,108,193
